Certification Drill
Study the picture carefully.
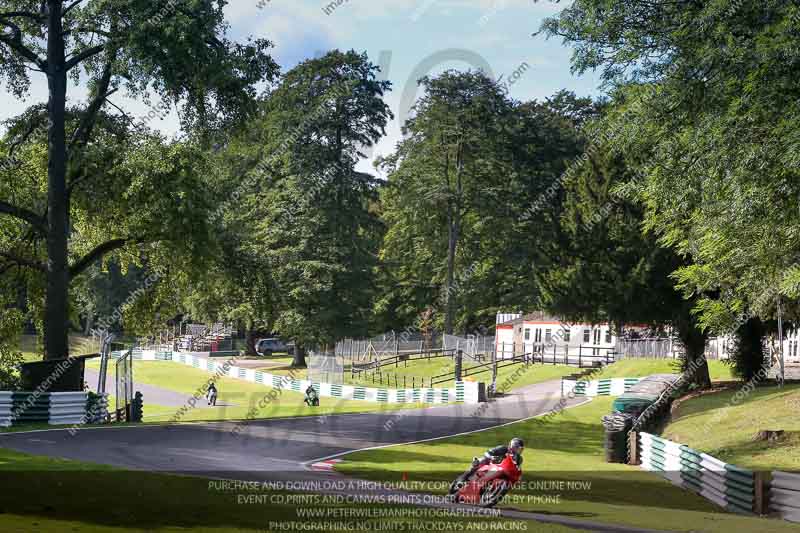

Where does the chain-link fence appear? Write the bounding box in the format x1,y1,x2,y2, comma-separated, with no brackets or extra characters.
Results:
615,338,679,359
442,334,494,362
308,353,344,384
335,332,494,362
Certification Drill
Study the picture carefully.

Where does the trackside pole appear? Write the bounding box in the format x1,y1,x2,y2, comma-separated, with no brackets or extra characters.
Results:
98,332,115,395
490,344,498,396
778,297,785,387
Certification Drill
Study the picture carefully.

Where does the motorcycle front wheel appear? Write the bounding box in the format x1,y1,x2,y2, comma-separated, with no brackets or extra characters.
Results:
447,472,471,502
478,479,510,508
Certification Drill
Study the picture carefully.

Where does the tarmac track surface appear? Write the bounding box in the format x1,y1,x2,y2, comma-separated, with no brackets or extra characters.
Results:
0,380,669,532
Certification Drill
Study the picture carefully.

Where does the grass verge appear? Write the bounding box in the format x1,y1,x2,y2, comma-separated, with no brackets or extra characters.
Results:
0,447,570,532
662,383,800,471
337,398,795,533
592,359,734,381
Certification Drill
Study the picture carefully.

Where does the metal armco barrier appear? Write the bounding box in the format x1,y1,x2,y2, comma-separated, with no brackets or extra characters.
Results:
770,471,800,523
635,432,757,515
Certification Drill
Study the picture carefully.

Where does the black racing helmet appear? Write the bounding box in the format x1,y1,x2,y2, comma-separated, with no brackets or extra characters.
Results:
509,437,524,451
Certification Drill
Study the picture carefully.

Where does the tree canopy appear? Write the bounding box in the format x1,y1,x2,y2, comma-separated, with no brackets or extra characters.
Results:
0,0,278,358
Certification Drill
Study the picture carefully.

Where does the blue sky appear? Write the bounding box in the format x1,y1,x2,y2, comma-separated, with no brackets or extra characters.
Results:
0,0,602,174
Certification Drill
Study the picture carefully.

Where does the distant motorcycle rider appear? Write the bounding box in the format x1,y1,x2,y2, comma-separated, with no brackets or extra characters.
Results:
206,383,218,406
304,384,319,406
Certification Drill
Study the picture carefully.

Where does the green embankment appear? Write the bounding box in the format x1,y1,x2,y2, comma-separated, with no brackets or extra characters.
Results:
591,359,734,381
662,383,800,471
338,397,796,533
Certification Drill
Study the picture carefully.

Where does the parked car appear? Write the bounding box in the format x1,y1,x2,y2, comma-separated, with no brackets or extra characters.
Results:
255,337,295,356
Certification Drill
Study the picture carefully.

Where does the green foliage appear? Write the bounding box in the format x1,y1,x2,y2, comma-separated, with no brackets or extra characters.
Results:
376,74,589,334
256,51,391,353
182,50,392,358
0,1,277,357
0,309,24,390
540,0,800,331
544,146,684,329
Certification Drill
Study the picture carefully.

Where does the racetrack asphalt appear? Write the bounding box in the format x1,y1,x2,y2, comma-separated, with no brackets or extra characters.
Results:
0,380,670,532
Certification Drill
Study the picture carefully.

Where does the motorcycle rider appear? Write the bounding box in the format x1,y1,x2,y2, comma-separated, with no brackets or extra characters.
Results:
465,437,524,478
304,384,319,406
206,383,218,406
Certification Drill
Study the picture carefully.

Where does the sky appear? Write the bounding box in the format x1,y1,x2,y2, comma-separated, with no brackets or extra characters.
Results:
0,0,602,175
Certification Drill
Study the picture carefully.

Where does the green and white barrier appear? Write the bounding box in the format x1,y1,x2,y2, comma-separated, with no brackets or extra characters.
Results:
562,377,641,397
770,471,800,523
638,432,755,514
136,349,483,404
0,391,108,427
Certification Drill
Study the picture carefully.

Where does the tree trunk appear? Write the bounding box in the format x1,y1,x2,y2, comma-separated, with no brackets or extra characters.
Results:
292,344,307,368
444,215,458,335
675,314,711,389
443,140,463,336
731,317,767,382
244,326,259,356
44,1,70,361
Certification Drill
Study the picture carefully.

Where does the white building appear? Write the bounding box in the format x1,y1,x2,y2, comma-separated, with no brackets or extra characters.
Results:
495,311,626,364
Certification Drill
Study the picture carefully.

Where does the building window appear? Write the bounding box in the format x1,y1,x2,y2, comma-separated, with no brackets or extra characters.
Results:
583,329,590,343
524,328,530,341
593,329,601,345
605,329,612,344
545,329,552,343
535,329,542,343
563,329,571,342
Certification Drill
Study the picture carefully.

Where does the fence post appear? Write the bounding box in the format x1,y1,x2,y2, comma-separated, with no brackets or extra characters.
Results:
754,471,768,515
628,431,640,466
455,350,463,382
579,346,582,368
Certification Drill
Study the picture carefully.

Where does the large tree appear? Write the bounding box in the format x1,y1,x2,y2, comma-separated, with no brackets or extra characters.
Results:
544,142,711,387
376,85,594,334
540,0,800,346
0,1,277,359
247,50,391,366
377,71,515,334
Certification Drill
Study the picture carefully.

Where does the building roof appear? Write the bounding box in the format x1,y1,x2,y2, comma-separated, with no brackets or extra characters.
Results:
499,311,564,326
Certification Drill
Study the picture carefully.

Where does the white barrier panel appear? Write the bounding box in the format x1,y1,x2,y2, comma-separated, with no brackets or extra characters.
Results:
638,432,755,515
0,392,108,427
562,377,641,397
771,471,800,523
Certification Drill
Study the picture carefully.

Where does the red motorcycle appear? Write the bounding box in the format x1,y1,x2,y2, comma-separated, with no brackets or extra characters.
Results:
447,453,522,508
